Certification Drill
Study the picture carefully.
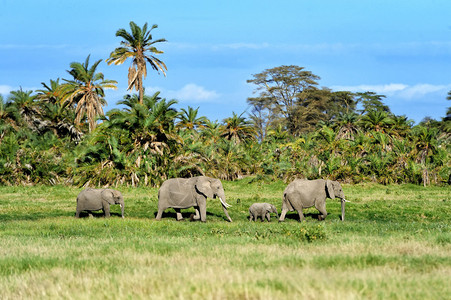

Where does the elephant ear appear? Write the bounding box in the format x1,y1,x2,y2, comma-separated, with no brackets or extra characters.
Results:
195,177,214,199
270,204,277,213
265,203,273,213
326,180,335,199
112,190,122,203
101,189,116,205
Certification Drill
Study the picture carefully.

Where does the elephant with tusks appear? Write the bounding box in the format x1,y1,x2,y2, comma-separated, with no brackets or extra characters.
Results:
279,179,349,222
156,176,233,222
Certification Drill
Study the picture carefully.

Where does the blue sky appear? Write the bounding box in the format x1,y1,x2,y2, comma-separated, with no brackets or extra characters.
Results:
1,0,450,123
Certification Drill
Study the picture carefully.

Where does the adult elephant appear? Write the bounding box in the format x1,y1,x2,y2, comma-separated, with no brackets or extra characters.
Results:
279,179,348,222
76,188,125,218
156,176,233,222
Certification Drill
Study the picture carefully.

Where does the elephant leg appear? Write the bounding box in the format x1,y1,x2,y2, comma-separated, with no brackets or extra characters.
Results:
75,209,81,218
102,201,111,218
279,207,288,222
174,208,184,221
297,209,306,222
102,205,111,218
199,203,207,222
191,207,201,221
266,212,271,222
156,208,164,220
315,202,327,221
249,213,253,221
289,200,306,222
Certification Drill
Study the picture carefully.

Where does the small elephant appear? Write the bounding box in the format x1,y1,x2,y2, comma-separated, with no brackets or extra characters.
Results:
249,203,278,222
279,179,348,222
75,188,124,218
156,176,233,222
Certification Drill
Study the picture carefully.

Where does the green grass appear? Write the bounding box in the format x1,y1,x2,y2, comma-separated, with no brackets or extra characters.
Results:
0,178,450,299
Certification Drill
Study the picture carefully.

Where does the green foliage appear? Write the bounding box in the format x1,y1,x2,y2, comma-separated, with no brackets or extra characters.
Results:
1,61,450,187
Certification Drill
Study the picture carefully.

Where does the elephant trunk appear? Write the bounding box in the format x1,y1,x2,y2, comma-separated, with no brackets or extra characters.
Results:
341,198,346,221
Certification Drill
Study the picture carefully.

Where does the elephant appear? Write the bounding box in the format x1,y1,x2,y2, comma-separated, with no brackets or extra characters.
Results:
156,176,233,222
75,188,124,218
279,179,348,222
249,203,279,222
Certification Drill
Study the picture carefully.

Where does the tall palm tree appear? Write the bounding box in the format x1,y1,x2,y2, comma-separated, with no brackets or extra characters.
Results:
60,55,117,132
107,21,167,103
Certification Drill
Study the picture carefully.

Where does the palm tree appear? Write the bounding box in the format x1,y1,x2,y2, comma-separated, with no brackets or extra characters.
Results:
176,106,207,131
6,88,40,129
389,115,414,138
266,124,290,142
60,55,117,132
0,94,15,127
221,112,257,144
35,79,83,141
335,112,360,140
412,126,438,186
36,78,61,104
107,21,167,103
359,111,393,133
200,120,222,146
104,92,179,182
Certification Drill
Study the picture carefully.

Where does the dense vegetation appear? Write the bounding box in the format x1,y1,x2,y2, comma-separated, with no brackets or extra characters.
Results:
0,181,449,298
0,22,450,188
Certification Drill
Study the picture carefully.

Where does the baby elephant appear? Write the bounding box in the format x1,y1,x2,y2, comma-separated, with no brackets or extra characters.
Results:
249,203,278,222
76,188,124,218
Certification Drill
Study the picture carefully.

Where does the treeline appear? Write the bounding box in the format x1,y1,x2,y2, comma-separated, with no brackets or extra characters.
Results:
0,70,449,187
0,22,449,187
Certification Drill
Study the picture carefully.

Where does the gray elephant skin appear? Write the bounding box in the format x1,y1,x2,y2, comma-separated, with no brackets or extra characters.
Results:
249,203,279,222
75,188,124,218
156,176,233,222
279,179,347,222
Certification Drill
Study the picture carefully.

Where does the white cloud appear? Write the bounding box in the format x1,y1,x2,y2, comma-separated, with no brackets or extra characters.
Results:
163,83,220,103
397,84,450,99
0,85,13,95
331,83,451,100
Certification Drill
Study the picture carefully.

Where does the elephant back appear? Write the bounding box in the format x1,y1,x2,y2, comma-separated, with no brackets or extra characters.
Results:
163,178,197,208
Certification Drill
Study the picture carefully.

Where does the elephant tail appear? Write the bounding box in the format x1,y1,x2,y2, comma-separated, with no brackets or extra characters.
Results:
283,193,294,211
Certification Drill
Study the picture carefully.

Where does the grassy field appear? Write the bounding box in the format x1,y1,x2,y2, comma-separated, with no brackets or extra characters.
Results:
0,178,450,299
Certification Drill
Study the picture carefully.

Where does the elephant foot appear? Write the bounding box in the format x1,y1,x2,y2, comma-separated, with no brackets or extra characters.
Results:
190,214,201,222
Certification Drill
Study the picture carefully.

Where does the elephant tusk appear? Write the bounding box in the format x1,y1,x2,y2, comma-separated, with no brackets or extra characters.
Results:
342,199,350,203
219,197,231,208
